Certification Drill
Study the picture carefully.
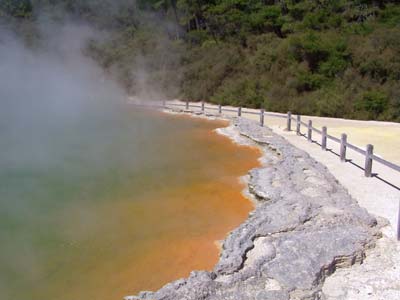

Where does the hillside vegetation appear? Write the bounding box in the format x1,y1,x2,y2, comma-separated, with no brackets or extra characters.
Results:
2,0,400,121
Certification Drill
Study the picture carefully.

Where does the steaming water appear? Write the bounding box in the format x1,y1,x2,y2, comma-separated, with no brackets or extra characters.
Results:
0,106,260,300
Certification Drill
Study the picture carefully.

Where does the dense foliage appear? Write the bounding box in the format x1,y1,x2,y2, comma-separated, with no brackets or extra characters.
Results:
2,0,400,121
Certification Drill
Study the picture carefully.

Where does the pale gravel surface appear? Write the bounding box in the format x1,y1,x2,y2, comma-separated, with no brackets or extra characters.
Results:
124,102,395,300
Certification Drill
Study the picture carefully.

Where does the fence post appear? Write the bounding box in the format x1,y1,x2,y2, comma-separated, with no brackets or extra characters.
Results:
397,200,400,241
260,109,265,127
307,120,312,142
340,134,347,162
287,111,292,131
185,100,189,110
321,126,327,150
238,107,242,117
218,104,222,114
365,144,374,177
296,115,301,135
201,101,205,112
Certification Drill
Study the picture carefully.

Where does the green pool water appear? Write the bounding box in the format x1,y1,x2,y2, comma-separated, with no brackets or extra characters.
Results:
0,103,260,299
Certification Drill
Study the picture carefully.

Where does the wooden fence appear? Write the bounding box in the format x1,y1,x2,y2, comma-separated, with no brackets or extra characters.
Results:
291,114,400,177
160,100,400,178
132,99,400,240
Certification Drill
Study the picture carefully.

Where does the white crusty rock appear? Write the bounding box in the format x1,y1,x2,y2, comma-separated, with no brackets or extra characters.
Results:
128,116,380,300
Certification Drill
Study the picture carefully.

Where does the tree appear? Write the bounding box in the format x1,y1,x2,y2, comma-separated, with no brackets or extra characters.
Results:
0,0,32,18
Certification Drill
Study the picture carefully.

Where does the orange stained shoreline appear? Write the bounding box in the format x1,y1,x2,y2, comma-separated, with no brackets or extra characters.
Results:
31,113,262,300
114,113,262,298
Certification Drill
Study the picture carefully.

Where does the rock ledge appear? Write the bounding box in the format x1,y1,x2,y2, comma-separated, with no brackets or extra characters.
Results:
126,116,380,300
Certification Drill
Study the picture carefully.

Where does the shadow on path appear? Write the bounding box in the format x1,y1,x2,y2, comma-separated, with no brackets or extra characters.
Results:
297,136,400,192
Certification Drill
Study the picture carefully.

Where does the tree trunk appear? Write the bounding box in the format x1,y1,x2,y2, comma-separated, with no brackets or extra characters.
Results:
170,0,180,39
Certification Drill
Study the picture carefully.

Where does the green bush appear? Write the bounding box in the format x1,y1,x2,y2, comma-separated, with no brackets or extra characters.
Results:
0,0,32,18
379,4,400,27
314,85,347,118
356,91,389,119
319,54,349,77
295,72,325,92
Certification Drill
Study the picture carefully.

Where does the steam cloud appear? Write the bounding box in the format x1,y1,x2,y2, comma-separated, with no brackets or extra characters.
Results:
0,14,132,299
0,2,183,296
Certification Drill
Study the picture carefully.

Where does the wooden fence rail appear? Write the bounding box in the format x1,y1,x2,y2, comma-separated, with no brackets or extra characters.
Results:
290,113,399,177
130,100,400,240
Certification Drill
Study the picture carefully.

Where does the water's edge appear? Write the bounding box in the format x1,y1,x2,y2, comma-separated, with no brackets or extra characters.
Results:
127,108,381,300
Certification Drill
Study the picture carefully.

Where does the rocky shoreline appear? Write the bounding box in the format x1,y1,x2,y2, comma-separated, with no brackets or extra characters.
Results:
126,111,381,300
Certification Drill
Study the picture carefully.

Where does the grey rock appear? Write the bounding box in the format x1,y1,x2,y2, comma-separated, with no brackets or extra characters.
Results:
128,116,379,300
256,290,289,300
